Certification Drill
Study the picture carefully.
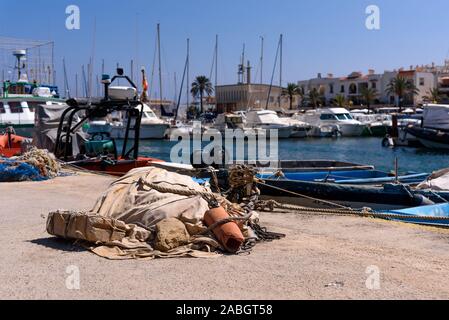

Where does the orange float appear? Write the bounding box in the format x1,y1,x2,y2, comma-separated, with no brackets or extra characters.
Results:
0,133,24,158
203,206,245,253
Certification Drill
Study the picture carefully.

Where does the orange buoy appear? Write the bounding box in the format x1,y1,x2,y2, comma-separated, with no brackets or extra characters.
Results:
0,133,25,157
203,206,245,253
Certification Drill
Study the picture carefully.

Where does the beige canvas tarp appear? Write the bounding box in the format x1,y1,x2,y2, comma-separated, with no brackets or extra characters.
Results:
47,167,227,259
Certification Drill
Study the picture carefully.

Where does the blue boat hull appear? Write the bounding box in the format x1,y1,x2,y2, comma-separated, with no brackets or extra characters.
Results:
257,179,449,210
384,203,449,227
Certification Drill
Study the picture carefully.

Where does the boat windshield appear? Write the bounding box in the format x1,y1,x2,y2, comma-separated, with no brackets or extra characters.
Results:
335,113,353,120
320,114,337,120
259,113,282,124
144,111,157,118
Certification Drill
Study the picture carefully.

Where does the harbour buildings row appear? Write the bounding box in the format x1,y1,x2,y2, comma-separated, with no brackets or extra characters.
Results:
214,60,449,113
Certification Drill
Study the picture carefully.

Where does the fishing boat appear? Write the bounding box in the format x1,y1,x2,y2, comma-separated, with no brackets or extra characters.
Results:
1,81,64,137
256,178,448,210
1,51,65,137
49,68,165,176
250,159,375,174
405,104,449,150
258,169,429,185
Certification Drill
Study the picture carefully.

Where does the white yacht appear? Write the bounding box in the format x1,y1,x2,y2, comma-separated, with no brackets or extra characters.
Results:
296,108,366,137
245,109,294,138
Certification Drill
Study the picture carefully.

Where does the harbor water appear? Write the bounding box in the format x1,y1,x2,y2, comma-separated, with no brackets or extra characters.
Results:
122,137,449,174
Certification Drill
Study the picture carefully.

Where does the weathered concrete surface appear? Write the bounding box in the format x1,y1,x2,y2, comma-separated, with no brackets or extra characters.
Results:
1,173,449,300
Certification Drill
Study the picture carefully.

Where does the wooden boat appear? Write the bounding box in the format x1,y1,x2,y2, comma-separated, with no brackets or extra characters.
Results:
258,170,429,185
256,178,446,210
240,160,375,174
67,157,164,176
384,203,449,227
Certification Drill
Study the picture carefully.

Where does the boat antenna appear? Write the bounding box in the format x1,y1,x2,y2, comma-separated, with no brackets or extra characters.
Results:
265,35,281,110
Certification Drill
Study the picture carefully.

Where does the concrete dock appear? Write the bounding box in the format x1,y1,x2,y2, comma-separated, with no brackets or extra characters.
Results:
2,173,449,299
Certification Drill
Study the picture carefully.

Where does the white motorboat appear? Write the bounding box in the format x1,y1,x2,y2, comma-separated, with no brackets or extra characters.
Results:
245,109,294,138
280,117,313,138
112,104,169,139
295,108,366,137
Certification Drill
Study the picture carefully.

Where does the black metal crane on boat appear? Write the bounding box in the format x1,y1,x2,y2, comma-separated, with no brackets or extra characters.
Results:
54,68,144,162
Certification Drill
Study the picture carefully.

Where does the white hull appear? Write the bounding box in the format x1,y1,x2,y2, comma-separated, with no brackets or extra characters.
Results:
338,124,366,137
111,123,169,139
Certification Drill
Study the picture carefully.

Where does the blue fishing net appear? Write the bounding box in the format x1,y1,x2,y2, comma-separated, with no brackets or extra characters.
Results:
0,161,47,182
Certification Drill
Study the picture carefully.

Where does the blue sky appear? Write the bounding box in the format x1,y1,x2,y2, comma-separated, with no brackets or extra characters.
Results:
2,0,449,100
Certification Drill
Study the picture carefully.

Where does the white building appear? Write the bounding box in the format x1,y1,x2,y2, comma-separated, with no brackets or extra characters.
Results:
298,68,436,107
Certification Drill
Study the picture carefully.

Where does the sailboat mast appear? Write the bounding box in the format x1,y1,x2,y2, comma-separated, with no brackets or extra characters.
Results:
215,34,218,88
157,23,163,108
63,57,70,98
186,38,190,109
260,36,264,84
280,34,283,88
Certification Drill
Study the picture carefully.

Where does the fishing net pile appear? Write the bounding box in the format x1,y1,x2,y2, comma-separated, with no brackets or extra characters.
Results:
46,167,285,260
0,147,60,182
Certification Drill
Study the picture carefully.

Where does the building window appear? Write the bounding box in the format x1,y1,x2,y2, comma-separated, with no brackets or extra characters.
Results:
340,85,345,93
0,103,5,114
419,78,425,86
329,84,334,94
349,83,357,94
371,82,377,89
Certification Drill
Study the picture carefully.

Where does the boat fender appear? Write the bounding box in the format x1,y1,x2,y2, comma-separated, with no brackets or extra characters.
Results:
203,206,245,253
412,194,435,207
382,135,394,148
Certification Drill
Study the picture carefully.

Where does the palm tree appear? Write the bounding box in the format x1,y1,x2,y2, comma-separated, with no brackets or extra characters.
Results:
308,88,322,109
424,88,441,103
283,83,300,110
191,76,214,113
360,87,378,112
386,76,419,111
334,94,347,108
